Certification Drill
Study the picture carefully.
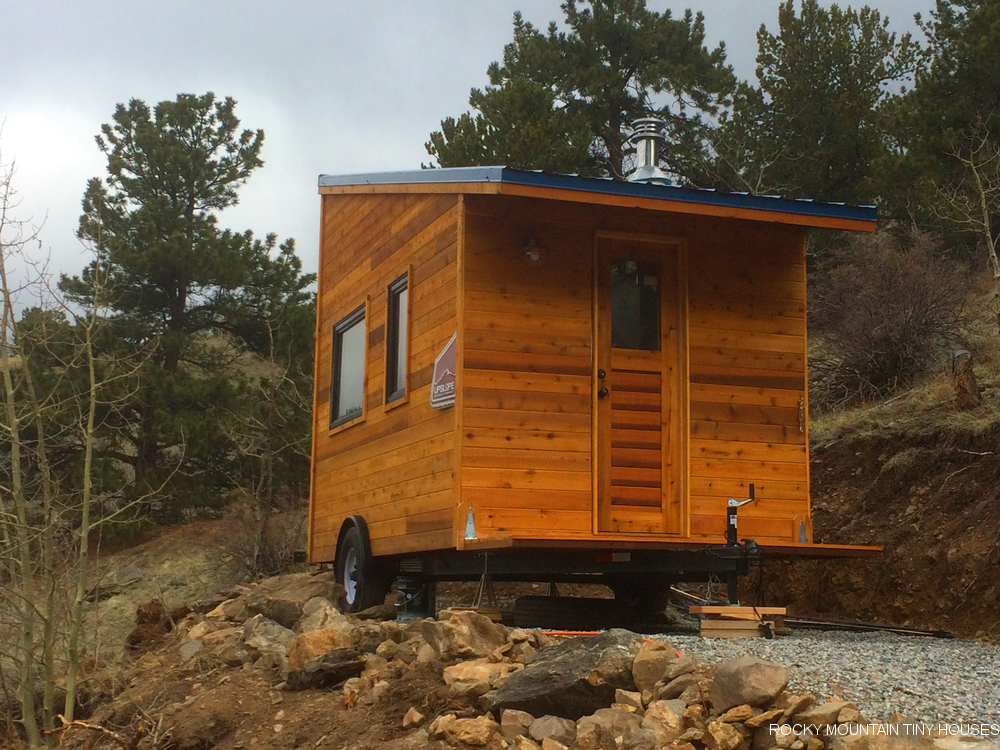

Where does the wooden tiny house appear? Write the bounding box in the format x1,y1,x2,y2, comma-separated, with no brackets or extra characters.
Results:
308,163,878,611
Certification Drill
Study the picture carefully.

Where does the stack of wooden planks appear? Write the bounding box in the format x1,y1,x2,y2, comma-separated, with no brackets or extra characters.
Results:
690,605,789,639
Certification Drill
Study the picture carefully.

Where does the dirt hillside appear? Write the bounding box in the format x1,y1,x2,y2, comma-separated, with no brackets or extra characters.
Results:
765,386,1000,641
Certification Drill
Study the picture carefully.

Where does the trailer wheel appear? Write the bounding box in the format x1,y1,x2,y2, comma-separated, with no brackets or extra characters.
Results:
336,524,389,613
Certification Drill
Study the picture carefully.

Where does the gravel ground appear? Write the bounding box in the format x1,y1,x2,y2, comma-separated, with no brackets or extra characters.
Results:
658,630,1000,726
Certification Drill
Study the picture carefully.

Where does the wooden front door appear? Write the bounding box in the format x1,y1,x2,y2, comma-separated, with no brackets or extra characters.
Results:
595,234,686,534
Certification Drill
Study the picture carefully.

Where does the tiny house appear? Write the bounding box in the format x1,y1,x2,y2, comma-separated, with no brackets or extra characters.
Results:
308,131,879,612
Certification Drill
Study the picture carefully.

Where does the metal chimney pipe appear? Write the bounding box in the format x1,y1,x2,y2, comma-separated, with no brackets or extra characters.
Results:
627,117,672,185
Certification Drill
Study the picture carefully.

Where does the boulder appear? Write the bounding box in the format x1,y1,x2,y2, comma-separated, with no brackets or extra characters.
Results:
402,707,426,728
501,709,535,742
443,658,518,697
780,694,817,719
540,739,568,750
711,657,789,712
187,619,223,641
641,700,683,745
420,610,507,659
285,646,365,691
514,738,541,750
444,715,499,746
380,620,407,644
416,643,438,663
243,614,296,653
839,706,864,724
489,629,644,720
632,640,678,693
296,597,355,635
529,716,576,747
704,720,744,750
247,572,346,629
287,628,356,671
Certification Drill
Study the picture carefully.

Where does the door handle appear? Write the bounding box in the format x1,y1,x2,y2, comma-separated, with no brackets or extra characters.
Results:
598,386,610,399
597,369,607,379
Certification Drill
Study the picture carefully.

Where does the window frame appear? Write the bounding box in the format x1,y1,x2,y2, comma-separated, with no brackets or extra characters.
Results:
329,301,368,430
384,270,411,408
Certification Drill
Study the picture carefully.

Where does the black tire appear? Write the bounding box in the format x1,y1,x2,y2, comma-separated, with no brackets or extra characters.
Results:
336,525,390,613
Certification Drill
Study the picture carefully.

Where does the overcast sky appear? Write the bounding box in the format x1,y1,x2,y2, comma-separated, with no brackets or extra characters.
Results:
4,0,926,288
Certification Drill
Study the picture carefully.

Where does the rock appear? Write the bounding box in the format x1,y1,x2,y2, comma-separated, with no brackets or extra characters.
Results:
501,709,535,741
396,637,425,664
376,640,400,660
489,629,644,720
342,677,363,704
296,597,356,636
444,715,499,746
416,643,437,663
428,714,458,740
745,709,784,729
655,673,700,700
838,707,864,724
615,689,643,711
201,626,241,647
781,694,817,720
402,707,426,729
380,620,407,643
443,658,517,697
711,657,789,712
806,738,824,750
575,707,646,750
214,642,253,667
287,628,357,671
243,614,296,657
704,720,745,750
354,622,383,653
641,700,683,745
798,701,853,728
178,641,204,661
206,596,250,622
720,705,755,723
187,620,222,641
420,610,507,659
682,703,705,725
514,737,541,750
355,601,398,621
632,640,678,693
247,571,347,629
284,647,365,691
529,716,576,747
541,739,568,750
663,655,697,681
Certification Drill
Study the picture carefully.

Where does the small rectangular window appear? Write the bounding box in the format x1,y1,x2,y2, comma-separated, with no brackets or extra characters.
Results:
385,273,409,403
330,304,366,428
610,259,661,351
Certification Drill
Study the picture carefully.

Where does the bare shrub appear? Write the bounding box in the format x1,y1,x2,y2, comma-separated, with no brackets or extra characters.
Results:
222,493,307,580
810,230,971,409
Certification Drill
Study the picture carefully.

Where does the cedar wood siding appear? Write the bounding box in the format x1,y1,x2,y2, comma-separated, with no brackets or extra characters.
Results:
308,193,461,562
460,194,810,545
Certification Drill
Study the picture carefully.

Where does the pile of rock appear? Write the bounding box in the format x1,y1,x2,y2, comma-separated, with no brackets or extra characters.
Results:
160,572,911,750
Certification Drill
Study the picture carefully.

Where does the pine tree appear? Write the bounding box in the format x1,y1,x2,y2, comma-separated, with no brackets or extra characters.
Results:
61,93,314,517
426,0,735,183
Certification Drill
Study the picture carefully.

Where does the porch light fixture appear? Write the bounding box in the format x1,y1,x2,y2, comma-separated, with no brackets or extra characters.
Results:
520,234,545,262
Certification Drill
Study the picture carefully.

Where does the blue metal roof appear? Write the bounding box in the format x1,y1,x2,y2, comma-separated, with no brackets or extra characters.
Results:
318,166,877,225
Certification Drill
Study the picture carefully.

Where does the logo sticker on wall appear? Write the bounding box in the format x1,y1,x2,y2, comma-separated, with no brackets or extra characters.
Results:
430,333,457,409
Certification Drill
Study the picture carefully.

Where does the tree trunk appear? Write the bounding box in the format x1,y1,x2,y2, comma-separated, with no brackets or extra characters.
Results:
952,350,982,410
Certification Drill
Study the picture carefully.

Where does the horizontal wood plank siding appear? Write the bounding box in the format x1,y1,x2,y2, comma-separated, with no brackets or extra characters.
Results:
309,194,460,562
461,207,595,541
461,195,809,546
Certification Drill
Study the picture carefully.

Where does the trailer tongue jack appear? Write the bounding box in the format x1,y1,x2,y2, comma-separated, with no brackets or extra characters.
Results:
726,483,757,547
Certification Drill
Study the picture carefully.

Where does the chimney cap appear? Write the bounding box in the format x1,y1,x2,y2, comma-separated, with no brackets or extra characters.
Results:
627,116,672,186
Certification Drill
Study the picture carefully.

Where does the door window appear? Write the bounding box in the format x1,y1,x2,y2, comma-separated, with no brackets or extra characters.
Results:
610,259,660,351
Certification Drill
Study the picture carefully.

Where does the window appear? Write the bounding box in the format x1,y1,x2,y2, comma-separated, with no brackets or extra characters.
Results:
610,259,660,351
385,273,409,403
330,304,366,428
